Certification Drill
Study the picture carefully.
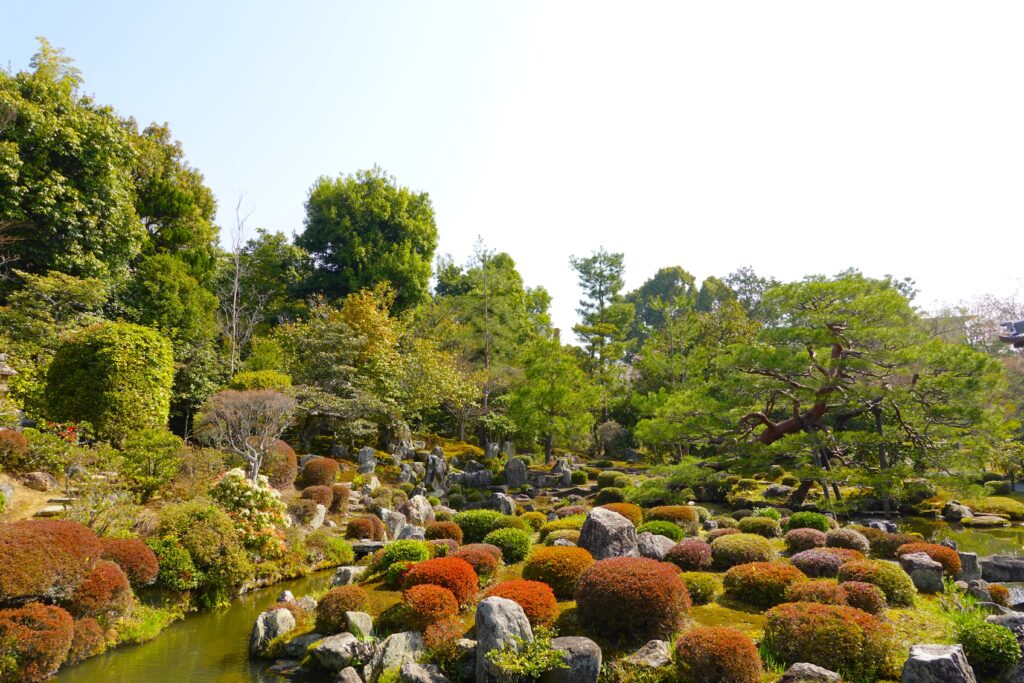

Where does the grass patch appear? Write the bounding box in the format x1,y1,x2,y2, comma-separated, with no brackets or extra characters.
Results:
114,603,184,645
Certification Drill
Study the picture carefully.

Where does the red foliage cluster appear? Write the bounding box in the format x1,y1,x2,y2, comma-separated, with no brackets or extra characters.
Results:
315,586,368,634
402,584,459,630
665,539,713,571
894,542,962,577
674,626,763,683
301,485,334,508
264,439,298,489
450,548,499,582
991,583,1011,608
0,519,103,603
423,615,466,663
425,521,464,544
647,505,700,524
554,505,589,518
789,548,865,578
599,503,643,526
403,557,479,606
67,617,105,665
0,431,29,470
522,546,595,599
723,562,807,608
485,580,557,627
330,484,350,514
868,532,921,559
459,543,503,562
345,515,386,541
706,528,741,542
784,528,827,553
575,557,691,642
784,579,848,606
100,538,159,589
300,457,340,487
840,581,887,615
0,603,74,683
69,561,132,618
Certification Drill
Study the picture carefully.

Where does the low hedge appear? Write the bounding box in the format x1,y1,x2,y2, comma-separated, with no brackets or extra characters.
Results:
784,528,827,553
784,511,832,532
784,579,848,606
403,557,479,606
403,584,459,630
424,521,463,544
825,528,870,554
482,528,532,563
316,586,368,634
841,581,887,615
790,548,865,578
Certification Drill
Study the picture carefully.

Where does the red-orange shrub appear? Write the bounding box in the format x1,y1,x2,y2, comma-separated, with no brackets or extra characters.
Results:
459,543,503,562
315,585,368,634
522,546,595,599
330,484,350,513
69,561,132,618
840,581,887,615
990,583,1011,608
485,580,557,627
67,617,105,664
723,562,807,608
301,485,334,508
869,532,920,559
706,527,741,542
425,521,464,544
300,457,340,487
0,603,74,683
790,548,865,578
648,505,700,524
0,431,29,471
450,548,499,582
575,557,690,642
599,503,643,526
785,579,848,606
345,515,386,541
265,439,298,489
100,538,159,589
665,539,713,571
554,505,589,518
0,519,102,603
424,615,466,664
675,626,762,683
895,542,962,577
403,557,479,606
403,584,459,630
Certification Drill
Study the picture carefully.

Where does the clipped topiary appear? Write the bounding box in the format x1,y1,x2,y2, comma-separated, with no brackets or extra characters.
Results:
538,516,586,542
371,540,431,574
958,620,1021,679
301,485,334,508
0,519,102,604
723,562,807,608
675,626,762,683
100,537,159,589
840,581,887,615
894,542,961,578
784,528,827,554
454,510,515,544
737,517,781,538
680,572,720,605
520,511,547,531
825,528,870,554
665,539,713,571
867,532,921,559
345,515,386,541
329,483,350,513
784,511,832,532
706,527,741,542
647,505,700,524
316,586,368,634
300,457,340,487
636,521,685,541
402,584,459,630
425,521,464,544
784,579,848,606
69,561,132,618
403,557,479,606
522,546,594,599
711,533,775,569
264,439,298,489
837,559,916,607
482,528,532,564
790,548,865,578
0,603,74,683
450,547,500,583
485,580,558,627
67,616,105,665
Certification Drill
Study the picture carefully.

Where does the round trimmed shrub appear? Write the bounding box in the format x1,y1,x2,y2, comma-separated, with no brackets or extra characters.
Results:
665,539,713,571
599,503,643,527
0,519,102,603
648,505,700,524
345,515,386,541
837,559,916,607
706,527,741,542
575,557,691,642
538,516,586,541
425,521,463,544
300,457,340,487
482,528,532,563
485,580,557,627
520,512,547,531
67,616,105,665
723,562,807,608
680,572,720,605
711,533,775,569
450,548,500,582
712,516,739,529
301,485,334,508
403,557,479,605
790,548,865,578
371,540,431,574
0,430,29,472
752,506,782,520
784,528,827,553
69,561,132,618
594,487,625,505
0,603,74,683
732,509,754,520
427,539,458,558
329,484,351,514
737,516,781,538
316,586,368,633
100,537,159,589
958,621,1021,678
454,510,515,544
785,511,832,532
543,530,581,546
785,579,848,606
841,581,887,615
460,543,503,562
674,626,762,683
991,583,1011,608
636,521,685,541
826,528,870,554
596,471,632,489
895,542,961,577
402,584,458,630
763,602,895,682
264,439,298,489
554,505,589,518
522,546,594,598
868,532,920,559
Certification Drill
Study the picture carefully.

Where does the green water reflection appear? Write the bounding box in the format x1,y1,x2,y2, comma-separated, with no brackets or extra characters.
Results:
897,518,1024,557
55,571,335,683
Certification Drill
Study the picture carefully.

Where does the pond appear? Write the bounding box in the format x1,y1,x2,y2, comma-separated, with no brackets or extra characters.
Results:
55,571,336,683
897,518,1024,557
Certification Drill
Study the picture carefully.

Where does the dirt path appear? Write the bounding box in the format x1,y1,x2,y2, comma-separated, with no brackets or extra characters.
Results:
0,473,64,520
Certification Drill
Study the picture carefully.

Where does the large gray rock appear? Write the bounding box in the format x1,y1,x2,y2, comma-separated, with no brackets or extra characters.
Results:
579,507,638,560
959,552,982,582
282,632,322,658
333,565,368,586
400,662,449,683
312,632,374,671
943,500,973,521
381,508,407,540
490,492,516,516
365,631,425,683
901,644,977,683
249,608,296,656
398,525,426,540
981,556,1024,582
779,663,841,682
505,457,528,488
337,667,364,683
636,532,676,561
476,597,533,683
358,446,377,474
900,552,944,593
424,454,447,494
309,503,327,530
21,471,57,492
550,458,572,487
624,640,671,668
345,611,373,638
540,636,601,683
400,495,435,526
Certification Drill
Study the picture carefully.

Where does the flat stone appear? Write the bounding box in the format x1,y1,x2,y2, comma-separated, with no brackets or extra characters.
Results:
313,633,374,672
900,644,977,683
624,640,671,668
780,662,841,682
981,556,1024,582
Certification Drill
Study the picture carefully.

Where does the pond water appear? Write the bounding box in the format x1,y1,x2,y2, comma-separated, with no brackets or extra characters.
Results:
896,518,1024,557
55,571,335,683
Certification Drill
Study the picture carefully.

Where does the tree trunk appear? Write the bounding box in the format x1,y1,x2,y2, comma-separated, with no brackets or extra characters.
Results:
788,480,815,507
545,433,554,463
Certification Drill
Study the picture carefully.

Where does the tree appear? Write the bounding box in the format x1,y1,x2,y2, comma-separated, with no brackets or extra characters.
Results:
297,167,438,312
626,266,697,342
194,389,296,480
120,428,184,501
121,254,218,346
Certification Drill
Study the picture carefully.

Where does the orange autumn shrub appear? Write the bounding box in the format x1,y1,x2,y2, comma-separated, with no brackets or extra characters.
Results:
990,583,1011,608
100,538,159,589
599,503,643,526
403,557,478,605
723,562,807,608
840,581,887,615
425,521,464,544
329,484,350,513
345,515,386,541
403,584,459,630
485,580,557,627
675,626,762,683
315,585,368,634
665,539,713,571
522,546,595,599
450,548,500,583
784,579,848,606
0,603,74,683
300,457,340,487
894,542,961,577
264,439,298,489
0,519,102,603
69,561,132,618
67,617,105,665
647,505,700,524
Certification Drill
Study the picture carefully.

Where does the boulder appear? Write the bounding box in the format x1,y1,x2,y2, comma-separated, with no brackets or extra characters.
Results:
636,532,676,561
309,504,327,530
21,471,57,492
365,632,425,683
398,465,415,484
333,566,368,586
942,501,973,521
959,552,982,582
485,442,500,460
358,446,377,474
865,520,898,533
490,492,516,516
779,663,841,683
297,595,318,612
550,458,572,487
553,539,576,547
453,470,493,489
0,482,14,505
312,633,374,672
967,585,992,603
400,662,449,683
283,632,322,658
345,611,373,637
475,597,533,683
336,667,364,683
249,608,296,656
624,640,671,668
400,495,435,526
981,556,1024,583
277,590,296,604
578,507,639,561
398,525,426,541
900,644,977,683
504,458,528,488
381,508,407,540
900,552,944,593
424,455,447,493
764,484,794,499
540,636,601,683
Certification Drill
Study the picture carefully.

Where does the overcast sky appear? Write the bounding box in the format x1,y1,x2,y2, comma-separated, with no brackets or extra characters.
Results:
4,2,1023,334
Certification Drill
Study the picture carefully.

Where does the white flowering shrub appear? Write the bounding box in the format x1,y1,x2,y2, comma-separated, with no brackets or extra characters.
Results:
210,468,289,558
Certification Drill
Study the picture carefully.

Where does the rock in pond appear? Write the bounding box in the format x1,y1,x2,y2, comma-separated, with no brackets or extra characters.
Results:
312,633,374,672
981,556,1024,583
249,608,296,656
333,565,368,586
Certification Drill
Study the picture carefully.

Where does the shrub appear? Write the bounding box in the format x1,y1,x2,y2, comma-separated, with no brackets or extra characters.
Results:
594,487,625,504
706,527,741,542
520,512,547,531
0,430,30,472
570,470,588,485
790,548,865,578
301,485,334,508
211,469,288,558
723,562,806,608
384,562,414,589
737,517,781,538
554,505,589,518
315,586,368,634
895,542,961,577
305,531,354,566
450,548,500,583
44,322,174,443
483,528,532,564
371,540,431,574
785,579,848,606
288,499,319,525
402,584,458,630
67,616,105,665
226,369,292,392
427,539,458,557
403,557,479,605
752,507,782,520
145,537,199,593
763,602,895,682
454,510,515,544
991,583,1011,608
958,621,1021,678
785,511,832,532
522,546,594,599
330,484,351,514
345,515,387,541
596,471,632,489
485,580,558,627
0,603,74,683
665,539,713,571
826,528,870,554
0,519,102,603
712,516,739,529
674,626,762,683
300,457,340,487
599,503,643,526
648,505,700,524
543,530,581,546
841,581,887,615
711,533,775,569
680,572,720,605
837,560,916,607
867,532,920,559
69,561,132,618
636,521,685,541
100,538,159,589
423,616,466,670
538,516,585,541
784,528,827,553
575,557,690,642
425,521,463,544
460,543,504,562
264,439,298,489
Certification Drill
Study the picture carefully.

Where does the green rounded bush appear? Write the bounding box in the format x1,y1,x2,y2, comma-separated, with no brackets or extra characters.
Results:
737,517,781,538
226,370,291,391
636,521,685,541
538,515,585,541
594,487,625,504
482,528,532,564
570,470,588,485
371,540,430,574
596,471,632,489
711,533,775,569
785,512,832,532
680,572,720,605
958,621,1021,679
520,512,547,531
836,560,916,607
752,507,781,520
454,510,518,544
